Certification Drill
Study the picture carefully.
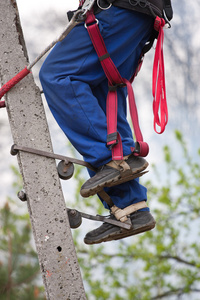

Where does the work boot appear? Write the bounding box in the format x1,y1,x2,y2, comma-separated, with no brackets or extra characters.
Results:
84,211,156,245
80,154,148,197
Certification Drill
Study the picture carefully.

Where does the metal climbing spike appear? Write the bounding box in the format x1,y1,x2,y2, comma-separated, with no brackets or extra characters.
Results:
16,190,132,230
10,144,97,172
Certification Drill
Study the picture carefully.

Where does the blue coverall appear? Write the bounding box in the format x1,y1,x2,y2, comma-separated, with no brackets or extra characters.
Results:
39,6,154,210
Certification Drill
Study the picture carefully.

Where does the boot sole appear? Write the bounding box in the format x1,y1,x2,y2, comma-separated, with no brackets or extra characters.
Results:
81,162,149,198
84,220,156,245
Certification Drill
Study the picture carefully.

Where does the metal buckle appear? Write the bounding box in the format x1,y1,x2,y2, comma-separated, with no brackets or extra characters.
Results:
84,18,99,28
129,0,147,8
97,0,112,10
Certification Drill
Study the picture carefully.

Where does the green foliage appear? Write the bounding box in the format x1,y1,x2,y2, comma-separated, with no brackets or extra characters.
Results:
0,170,45,300
1,132,200,300
71,131,200,300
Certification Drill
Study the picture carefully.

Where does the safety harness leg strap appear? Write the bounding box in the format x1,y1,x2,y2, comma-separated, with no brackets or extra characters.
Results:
106,89,118,149
85,11,123,86
124,79,149,157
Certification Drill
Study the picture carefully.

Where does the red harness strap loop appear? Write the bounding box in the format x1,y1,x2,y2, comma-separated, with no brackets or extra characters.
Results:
152,17,168,134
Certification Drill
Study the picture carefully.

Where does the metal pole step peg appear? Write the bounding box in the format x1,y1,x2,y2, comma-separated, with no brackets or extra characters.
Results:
17,190,27,202
57,160,74,180
67,209,82,229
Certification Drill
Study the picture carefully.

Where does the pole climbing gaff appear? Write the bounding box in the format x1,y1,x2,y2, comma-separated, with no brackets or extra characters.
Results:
0,0,96,107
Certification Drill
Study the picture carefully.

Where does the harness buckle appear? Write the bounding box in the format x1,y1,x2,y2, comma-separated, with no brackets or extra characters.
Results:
108,83,126,91
106,132,118,150
84,18,99,28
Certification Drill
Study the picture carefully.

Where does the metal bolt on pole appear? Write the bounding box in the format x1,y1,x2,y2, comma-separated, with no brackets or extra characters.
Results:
0,0,86,299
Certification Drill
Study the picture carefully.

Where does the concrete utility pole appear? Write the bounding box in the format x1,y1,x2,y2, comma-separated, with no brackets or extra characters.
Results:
0,0,86,299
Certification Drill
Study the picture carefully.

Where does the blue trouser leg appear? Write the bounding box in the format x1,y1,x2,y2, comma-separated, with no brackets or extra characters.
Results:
39,6,153,209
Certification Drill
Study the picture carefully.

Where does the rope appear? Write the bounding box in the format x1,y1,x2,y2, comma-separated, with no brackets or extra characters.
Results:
0,10,83,108
0,67,31,106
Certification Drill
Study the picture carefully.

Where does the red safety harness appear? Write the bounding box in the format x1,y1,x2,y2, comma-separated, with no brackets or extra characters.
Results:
85,9,167,160
0,3,168,160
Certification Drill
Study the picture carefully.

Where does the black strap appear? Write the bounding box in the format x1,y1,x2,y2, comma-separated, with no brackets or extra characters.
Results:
103,0,174,22
163,0,173,21
98,190,114,207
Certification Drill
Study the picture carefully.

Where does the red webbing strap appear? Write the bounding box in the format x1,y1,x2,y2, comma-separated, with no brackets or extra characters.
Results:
85,11,123,86
124,79,149,157
152,17,168,134
106,90,118,147
124,79,143,142
0,67,31,107
106,89,123,160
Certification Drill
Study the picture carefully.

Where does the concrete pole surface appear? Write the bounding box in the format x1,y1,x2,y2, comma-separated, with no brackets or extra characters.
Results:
0,0,86,299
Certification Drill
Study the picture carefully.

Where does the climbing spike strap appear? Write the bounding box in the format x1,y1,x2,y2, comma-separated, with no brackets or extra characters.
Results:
85,10,149,160
111,201,148,222
153,16,168,134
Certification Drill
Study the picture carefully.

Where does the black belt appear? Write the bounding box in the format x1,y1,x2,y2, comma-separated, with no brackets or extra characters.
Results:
97,0,164,18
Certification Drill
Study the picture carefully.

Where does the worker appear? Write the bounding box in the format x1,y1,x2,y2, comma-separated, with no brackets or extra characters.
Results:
39,0,172,244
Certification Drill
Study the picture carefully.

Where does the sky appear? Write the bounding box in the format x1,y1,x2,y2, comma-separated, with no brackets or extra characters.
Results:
17,0,79,14
17,0,79,49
